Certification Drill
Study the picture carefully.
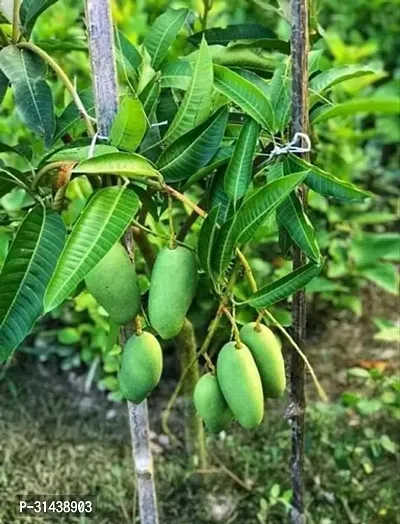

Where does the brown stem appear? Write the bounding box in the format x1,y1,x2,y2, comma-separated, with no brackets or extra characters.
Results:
289,0,310,521
132,226,156,270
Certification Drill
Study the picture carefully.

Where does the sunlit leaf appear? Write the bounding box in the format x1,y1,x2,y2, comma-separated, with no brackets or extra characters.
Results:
312,97,400,123
20,0,58,36
109,97,147,152
73,152,160,180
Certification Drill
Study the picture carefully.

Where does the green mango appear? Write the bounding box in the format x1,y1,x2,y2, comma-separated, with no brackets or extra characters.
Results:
85,242,141,325
119,331,163,403
217,341,264,429
240,322,286,398
194,373,234,433
148,246,198,339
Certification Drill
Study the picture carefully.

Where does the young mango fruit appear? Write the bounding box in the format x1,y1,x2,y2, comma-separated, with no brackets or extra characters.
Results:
119,331,163,404
240,322,286,398
85,242,141,325
194,373,234,433
148,246,198,339
217,341,264,429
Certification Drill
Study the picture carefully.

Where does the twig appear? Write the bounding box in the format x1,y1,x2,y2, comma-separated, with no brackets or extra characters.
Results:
12,0,21,44
209,450,252,492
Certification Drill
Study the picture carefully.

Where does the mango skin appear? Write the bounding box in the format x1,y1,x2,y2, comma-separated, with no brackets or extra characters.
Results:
194,373,234,433
240,323,286,398
217,342,264,429
86,242,140,325
119,331,163,404
148,246,198,339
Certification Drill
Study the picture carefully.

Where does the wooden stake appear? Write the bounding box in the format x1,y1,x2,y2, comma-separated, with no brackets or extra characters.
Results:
85,2,159,523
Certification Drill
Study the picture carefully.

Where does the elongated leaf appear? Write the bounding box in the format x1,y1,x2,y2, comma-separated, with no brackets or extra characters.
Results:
189,24,279,46
198,205,220,276
213,64,274,130
224,117,259,203
48,144,118,162
277,193,320,262
160,60,192,90
54,89,94,143
0,47,55,147
286,155,372,201
115,30,143,88
0,206,66,361
234,172,308,244
109,97,147,152
73,152,160,179
269,63,291,132
0,167,30,197
20,0,58,35
209,167,232,224
312,97,400,124
230,38,289,54
231,67,269,95
44,187,139,312
164,38,213,144
183,145,234,189
139,75,161,117
310,65,376,95
0,69,8,105
211,216,236,275
308,50,324,75
157,106,228,182
210,47,277,76
248,262,323,309
144,8,190,69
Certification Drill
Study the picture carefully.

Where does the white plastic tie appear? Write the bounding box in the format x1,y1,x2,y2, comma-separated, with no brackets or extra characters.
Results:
268,132,311,161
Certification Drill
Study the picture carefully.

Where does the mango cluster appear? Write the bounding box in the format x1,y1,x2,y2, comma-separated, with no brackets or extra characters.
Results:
194,322,286,432
86,242,198,404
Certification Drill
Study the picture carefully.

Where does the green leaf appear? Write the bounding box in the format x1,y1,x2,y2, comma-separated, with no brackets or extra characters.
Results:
157,106,228,183
139,75,161,118
183,145,234,189
54,89,94,143
44,187,140,312
0,69,8,105
73,152,160,180
109,97,147,152
231,67,269,95
287,155,372,201
351,233,400,266
234,172,308,244
277,193,321,262
308,50,324,75
164,38,213,144
0,47,55,147
310,65,376,94
20,0,58,36
224,117,259,203
209,47,277,76
248,262,323,309
312,97,400,124
269,63,291,132
0,167,30,197
209,167,232,224
160,60,193,90
211,216,236,275
48,144,118,163
213,64,274,130
198,205,220,277
358,265,399,295
0,206,66,361
115,30,143,88
143,8,190,69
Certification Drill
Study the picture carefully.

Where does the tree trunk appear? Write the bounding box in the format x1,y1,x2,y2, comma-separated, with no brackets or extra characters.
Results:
85,2,159,523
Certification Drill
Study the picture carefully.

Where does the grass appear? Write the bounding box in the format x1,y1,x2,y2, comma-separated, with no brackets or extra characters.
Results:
0,364,399,523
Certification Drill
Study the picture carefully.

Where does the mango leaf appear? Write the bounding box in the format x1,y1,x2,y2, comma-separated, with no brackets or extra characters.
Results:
0,47,55,147
310,65,376,95
224,117,259,203
183,145,234,189
48,144,118,163
248,262,323,309
115,30,143,88
231,67,269,95
189,24,282,46
308,50,324,75
160,60,192,90
211,216,236,275
54,89,94,143
213,64,274,130
20,0,58,36
211,48,277,76
234,172,308,244
286,155,372,201
0,205,66,361
144,8,190,69
73,152,160,180
157,106,228,182
0,69,8,104
44,187,139,312
358,265,399,295
230,38,290,54
269,63,291,132
139,75,161,118
277,193,320,262
312,97,400,124
198,205,220,277
164,38,213,144
0,167,31,198
109,97,147,152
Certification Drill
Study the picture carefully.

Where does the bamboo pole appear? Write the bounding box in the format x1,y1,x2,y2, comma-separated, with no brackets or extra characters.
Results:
85,2,159,523
289,0,310,522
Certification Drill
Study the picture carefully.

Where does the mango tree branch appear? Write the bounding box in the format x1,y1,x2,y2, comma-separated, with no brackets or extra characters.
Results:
16,42,95,137
12,0,21,44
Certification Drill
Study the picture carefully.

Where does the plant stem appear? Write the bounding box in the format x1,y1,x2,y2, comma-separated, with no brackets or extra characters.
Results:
16,42,95,137
289,0,310,521
12,0,21,44
85,2,158,523
32,161,75,191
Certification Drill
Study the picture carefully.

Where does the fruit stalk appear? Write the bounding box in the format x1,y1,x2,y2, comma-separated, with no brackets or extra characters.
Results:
85,2,159,523
289,0,310,522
